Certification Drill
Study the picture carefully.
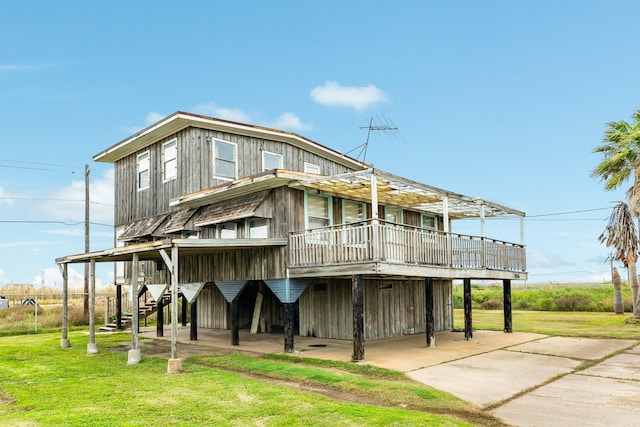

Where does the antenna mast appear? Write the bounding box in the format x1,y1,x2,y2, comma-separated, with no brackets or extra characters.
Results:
347,116,399,162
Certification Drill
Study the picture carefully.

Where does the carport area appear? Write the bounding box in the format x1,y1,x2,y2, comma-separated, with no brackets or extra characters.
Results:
138,326,640,427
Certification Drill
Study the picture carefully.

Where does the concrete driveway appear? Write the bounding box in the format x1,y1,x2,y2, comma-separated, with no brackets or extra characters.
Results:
139,327,640,426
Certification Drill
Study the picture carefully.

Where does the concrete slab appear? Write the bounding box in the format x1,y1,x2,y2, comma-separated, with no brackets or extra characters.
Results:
508,336,637,360
493,374,640,427
580,351,640,380
407,350,580,407
627,344,640,355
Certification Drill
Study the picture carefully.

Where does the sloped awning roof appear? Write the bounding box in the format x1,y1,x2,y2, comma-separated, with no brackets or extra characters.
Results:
118,214,170,241
194,190,270,227
161,208,198,234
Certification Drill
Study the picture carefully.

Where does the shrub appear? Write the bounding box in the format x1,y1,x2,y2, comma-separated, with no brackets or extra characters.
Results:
555,296,592,312
480,299,503,310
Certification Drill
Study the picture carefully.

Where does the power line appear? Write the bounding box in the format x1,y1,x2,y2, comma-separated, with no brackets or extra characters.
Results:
0,196,113,206
0,220,113,227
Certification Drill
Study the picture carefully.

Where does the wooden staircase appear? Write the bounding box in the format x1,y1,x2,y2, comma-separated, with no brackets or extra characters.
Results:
99,293,172,332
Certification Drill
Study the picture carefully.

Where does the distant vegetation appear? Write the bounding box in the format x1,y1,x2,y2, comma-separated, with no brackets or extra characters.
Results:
453,282,634,312
0,283,113,336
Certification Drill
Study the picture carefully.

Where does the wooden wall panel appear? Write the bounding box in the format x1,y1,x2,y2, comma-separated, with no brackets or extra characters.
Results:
299,278,453,340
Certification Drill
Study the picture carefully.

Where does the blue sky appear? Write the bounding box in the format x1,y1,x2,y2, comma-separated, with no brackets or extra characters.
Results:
1,1,637,288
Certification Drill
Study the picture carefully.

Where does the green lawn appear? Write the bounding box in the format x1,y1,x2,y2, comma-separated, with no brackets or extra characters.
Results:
454,309,640,339
0,332,493,427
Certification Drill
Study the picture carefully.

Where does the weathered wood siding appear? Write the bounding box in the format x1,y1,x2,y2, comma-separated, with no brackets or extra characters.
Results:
299,278,452,340
114,127,356,226
197,283,228,329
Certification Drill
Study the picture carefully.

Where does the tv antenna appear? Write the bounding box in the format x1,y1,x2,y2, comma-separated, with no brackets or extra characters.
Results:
346,114,401,162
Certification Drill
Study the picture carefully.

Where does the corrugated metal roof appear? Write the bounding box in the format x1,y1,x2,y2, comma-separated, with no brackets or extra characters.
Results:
194,190,270,227
118,214,170,241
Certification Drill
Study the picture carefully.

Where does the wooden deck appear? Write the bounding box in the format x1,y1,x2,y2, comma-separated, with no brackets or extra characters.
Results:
288,219,526,279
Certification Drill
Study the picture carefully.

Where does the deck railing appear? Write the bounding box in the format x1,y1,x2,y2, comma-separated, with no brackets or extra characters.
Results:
288,219,526,272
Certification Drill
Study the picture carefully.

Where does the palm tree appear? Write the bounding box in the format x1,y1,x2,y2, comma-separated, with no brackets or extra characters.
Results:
599,202,639,318
592,109,640,318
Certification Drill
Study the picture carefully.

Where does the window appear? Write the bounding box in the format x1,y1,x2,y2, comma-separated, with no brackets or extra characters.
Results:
304,162,321,174
163,139,177,182
249,218,268,238
219,223,237,239
305,193,332,229
421,213,437,230
343,200,365,224
214,139,237,180
262,151,283,172
385,206,403,224
137,151,150,190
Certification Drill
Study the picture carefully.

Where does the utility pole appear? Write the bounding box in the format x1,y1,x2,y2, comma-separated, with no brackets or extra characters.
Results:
83,164,90,316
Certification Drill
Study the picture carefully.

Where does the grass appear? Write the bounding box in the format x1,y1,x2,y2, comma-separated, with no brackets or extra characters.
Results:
0,331,488,426
455,309,640,339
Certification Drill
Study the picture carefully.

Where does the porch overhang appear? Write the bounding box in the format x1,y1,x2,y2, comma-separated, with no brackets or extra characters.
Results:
55,238,288,265
288,262,528,281
289,168,525,219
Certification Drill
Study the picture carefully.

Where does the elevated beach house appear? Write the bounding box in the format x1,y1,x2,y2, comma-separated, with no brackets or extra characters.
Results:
57,111,526,364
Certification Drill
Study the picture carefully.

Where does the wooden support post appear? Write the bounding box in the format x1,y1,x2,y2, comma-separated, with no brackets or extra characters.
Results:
190,299,198,341
425,278,435,348
352,274,365,362
60,264,70,348
128,253,141,365
463,278,473,340
156,298,164,337
181,296,187,327
87,259,98,354
170,246,179,362
116,283,122,330
503,279,513,333
283,303,294,353
231,297,240,346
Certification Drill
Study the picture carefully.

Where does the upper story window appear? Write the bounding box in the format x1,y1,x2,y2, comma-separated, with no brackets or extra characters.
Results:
219,223,237,239
137,151,150,190
213,139,237,180
343,200,365,224
305,193,332,229
304,162,321,174
262,151,283,172
163,139,177,182
385,206,403,224
249,218,268,238
421,213,437,230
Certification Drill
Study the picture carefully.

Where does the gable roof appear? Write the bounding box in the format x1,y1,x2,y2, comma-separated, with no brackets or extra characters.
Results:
93,111,367,171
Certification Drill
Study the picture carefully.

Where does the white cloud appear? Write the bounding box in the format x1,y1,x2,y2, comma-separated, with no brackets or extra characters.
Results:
310,81,387,110
0,240,65,250
193,102,311,130
269,112,311,131
192,102,251,123
33,266,86,289
145,111,165,125
527,252,572,269
43,168,114,225
0,186,16,206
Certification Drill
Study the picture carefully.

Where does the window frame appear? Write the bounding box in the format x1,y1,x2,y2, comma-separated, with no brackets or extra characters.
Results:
137,150,150,191
162,139,177,182
303,162,321,174
262,150,283,172
421,213,438,231
213,139,238,181
342,200,366,225
384,206,403,224
219,223,238,239
304,192,333,230
248,218,269,238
